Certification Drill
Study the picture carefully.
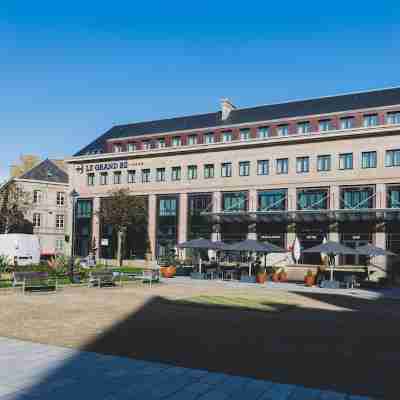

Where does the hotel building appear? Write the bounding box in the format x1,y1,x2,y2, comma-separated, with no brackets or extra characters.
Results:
67,88,400,276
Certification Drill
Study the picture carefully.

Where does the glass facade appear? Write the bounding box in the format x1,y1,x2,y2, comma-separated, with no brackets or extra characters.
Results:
75,199,93,257
340,186,375,209
297,189,328,210
188,194,213,240
222,192,247,212
157,196,178,257
258,190,287,211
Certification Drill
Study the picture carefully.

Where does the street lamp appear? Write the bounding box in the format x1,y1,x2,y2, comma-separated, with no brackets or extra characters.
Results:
69,189,79,283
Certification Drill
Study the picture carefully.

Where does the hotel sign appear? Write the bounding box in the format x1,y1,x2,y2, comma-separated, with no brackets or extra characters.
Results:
84,160,128,173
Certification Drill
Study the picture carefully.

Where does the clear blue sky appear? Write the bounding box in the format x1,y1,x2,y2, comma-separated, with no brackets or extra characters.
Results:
1,1,399,180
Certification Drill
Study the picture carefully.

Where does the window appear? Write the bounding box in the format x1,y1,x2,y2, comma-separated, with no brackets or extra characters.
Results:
159,198,177,216
277,124,289,137
361,151,377,168
385,150,400,167
157,138,166,148
340,117,355,130
257,160,269,175
276,158,289,174
187,165,197,180
387,186,400,208
341,187,374,209
100,172,108,185
156,168,166,182
222,192,247,212
33,190,42,204
296,156,309,173
204,133,214,144
56,192,65,206
257,127,269,139
55,239,64,252
77,200,92,218
297,189,329,210
87,173,95,186
363,114,379,127
387,112,400,125
339,153,353,170
187,135,197,146
127,170,136,184
258,190,287,211
127,143,136,152
56,214,64,229
143,140,152,150
33,213,41,227
319,119,332,132
204,164,214,179
172,136,182,147
113,144,123,153
240,129,251,141
171,166,181,181
317,155,331,172
297,121,311,135
239,161,250,176
222,131,232,143
221,162,232,177
141,169,151,183
113,171,122,184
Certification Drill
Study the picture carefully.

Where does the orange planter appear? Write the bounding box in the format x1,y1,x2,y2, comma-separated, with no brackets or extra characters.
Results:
256,272,267,284
160,266,176,278
272,273,280,282
304,275,315,286
279,272,288,282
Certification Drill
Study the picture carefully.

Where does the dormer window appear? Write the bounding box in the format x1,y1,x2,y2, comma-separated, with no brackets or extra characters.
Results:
277,124,289,137
157,138,166,148
188,135,197,145
222,131,232,143
319,119,332,132
363,114,379,127
387,112,400,125
172,136,182,147
340,116,355,130
113,144,123,153
240,129,251,141
204,132,214,144
297,121,311,135
143,140,151,150
257,127,269,139
127,143,136,152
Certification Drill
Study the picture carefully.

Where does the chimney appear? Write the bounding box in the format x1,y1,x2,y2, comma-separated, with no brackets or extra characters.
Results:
220,98,236,121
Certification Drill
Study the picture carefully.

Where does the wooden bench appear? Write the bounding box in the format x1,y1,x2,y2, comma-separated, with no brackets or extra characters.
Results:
13,272,58,294
88,270,121,288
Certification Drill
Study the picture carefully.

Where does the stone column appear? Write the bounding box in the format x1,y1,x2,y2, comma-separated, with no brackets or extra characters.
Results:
286,187,297,249
147,194,157,260
375,183,387,274
178,193,188,243
247,189,257,240
92,197,101,259
329,185,341,264
211,191,221,242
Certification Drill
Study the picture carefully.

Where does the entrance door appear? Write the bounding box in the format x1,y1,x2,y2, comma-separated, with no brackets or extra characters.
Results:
341,240,369,265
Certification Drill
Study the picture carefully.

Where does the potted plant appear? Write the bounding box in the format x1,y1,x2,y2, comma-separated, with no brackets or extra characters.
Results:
271,267,280,282
304,269,315,286
278,268,288,282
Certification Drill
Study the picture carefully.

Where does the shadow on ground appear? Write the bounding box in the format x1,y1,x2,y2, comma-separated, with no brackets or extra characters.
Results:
9,292,400,399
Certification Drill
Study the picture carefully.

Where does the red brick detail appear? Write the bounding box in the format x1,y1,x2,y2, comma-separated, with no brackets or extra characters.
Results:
269,126,277,137
289,122,297,135
250,127,258,139
378,112,386,125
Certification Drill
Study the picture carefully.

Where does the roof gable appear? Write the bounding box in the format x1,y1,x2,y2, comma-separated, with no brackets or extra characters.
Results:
19,159,69,184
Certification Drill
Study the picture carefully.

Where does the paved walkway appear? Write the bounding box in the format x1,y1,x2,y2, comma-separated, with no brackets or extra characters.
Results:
0,337,374,400
165,276,400,300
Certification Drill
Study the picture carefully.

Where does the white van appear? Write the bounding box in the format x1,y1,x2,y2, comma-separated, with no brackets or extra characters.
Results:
0,234,40,266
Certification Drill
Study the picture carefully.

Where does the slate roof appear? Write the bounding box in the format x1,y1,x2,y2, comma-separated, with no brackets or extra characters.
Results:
18,159,69,184
74,87,400,156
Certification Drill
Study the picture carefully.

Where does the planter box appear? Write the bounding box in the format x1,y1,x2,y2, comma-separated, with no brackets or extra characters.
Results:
240,275,256,283
191,272,206,280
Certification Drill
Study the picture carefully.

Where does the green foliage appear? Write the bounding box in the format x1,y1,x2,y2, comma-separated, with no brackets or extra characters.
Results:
0,255,10,273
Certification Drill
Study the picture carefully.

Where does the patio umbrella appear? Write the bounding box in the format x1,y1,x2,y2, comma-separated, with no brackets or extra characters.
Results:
303,241,359,281
229,239,286,275
356,244,396,281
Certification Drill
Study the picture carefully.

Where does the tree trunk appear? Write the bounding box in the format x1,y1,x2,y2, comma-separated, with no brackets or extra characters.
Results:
117,230,124,267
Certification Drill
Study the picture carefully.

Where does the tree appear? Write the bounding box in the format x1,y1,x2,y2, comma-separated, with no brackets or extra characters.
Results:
0,181,33,234
97,189,148,266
